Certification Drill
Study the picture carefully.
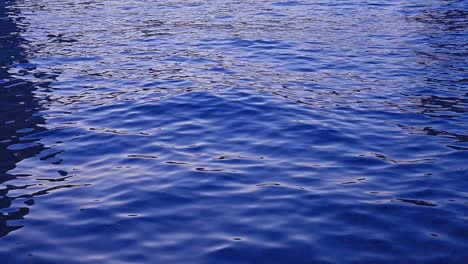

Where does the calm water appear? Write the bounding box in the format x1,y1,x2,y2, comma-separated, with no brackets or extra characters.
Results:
1,0,467,263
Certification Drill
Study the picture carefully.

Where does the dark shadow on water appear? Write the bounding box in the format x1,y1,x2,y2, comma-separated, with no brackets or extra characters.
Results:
0,0,49,237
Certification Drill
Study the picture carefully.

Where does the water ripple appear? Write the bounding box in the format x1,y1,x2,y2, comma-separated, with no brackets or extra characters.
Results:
1,0,467,263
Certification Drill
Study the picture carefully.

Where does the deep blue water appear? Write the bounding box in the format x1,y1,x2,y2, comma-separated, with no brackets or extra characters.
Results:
1,0,467,263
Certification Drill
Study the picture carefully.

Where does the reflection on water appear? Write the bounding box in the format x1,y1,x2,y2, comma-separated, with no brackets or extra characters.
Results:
0,0,467,263
407,3,468,149
0,0,48,237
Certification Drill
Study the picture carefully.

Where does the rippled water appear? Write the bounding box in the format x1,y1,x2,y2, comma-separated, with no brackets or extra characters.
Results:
1,0,467,263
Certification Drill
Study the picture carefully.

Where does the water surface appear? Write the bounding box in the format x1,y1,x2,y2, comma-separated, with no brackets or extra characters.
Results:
1,0,467,263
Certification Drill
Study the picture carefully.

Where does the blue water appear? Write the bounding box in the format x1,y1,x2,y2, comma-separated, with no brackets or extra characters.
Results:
1,0,467,263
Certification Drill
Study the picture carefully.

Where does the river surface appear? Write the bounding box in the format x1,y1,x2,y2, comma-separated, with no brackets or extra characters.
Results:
1,0,467,263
